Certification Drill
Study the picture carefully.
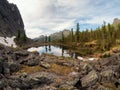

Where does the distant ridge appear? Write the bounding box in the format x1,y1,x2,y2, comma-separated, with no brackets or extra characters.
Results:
34,30,70,42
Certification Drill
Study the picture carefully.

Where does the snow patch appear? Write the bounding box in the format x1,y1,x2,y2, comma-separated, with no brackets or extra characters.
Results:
88,58,98,61
27,47,40,52
0,36,17,48
77,56,84,60
78,56,98,61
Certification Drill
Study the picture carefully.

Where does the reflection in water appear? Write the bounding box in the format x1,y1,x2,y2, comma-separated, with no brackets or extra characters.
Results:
62,47,64,57
28,45,80,59
48,45,51,52
45,45,47,53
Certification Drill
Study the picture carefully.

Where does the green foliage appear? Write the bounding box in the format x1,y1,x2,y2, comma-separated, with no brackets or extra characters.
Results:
71,28,74,42
23,32,27,42
48,36,51,42
53,21,120,53
16,30,27,43
61,32,64,43
45,36,48,43
16,30,21,40
76,23,80,42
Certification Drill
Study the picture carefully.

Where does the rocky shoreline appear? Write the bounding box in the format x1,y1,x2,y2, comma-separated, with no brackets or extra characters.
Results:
0,44,120,90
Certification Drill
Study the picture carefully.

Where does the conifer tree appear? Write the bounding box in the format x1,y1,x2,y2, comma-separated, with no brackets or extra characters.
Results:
23,32,27,42
45,36,48,43
71,28,74,42
48,36,51,42
62,32,64,43
17,30,21,40
76,23,80,42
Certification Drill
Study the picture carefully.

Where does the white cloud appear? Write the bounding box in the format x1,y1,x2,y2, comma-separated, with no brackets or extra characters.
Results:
8,0,120,39
26,28,43,39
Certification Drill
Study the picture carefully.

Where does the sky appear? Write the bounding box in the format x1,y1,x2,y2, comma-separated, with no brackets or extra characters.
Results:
8,0,120,39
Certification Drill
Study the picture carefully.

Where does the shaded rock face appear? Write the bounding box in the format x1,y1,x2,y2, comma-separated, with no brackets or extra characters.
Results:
0,0,24,37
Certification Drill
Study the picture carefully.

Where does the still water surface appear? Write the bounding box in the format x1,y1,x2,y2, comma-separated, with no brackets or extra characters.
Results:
28,45,80,59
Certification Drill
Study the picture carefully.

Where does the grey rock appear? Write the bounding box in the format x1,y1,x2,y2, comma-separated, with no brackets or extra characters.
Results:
100,65,120,82
82,63,94,74
22,53,39,66
3,62,10,75
14,50,29,56
100,54,120,66
27,72,56,88
0,78,7,89
81,70,99,88
0,59,3,73
39,61,51,69
9,62,20,72
59,84,75,90
26,58,39,66
8,79,30,89
8,72,56,89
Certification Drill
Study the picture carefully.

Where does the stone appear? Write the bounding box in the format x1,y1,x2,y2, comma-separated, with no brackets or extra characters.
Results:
9,62,20,72
59,84,75,90
100,65,120,82
25,58,39,66
81,70,99,88
39,61,51,69
14,50,29,56
28,72,56,88
0,79,7,89
74,79,83,90
3,62,10,75
82,63,94,74
20,53,39,66
0,59,3,73
8,72,56,89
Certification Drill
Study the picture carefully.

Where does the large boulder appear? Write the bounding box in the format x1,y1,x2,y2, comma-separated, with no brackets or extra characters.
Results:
81,70,99,88
0,58,4,73
100,65,120,82
100,53,120,66
14,50,29,57
9,62,20,73
82,63,94,74
0,78,7,89
39,61,51,69
3,62,10,75
8,72,56,89
21,53,40,66
26,72,57,89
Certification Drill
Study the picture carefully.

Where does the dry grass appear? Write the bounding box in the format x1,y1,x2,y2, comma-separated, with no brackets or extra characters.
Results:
15,65,45,74
101,83,117,90
111,45,120,53
50,63,73,76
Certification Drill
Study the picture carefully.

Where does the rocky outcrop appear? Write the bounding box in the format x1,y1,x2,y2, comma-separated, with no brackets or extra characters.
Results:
113,18,120,25
0,0,25,37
